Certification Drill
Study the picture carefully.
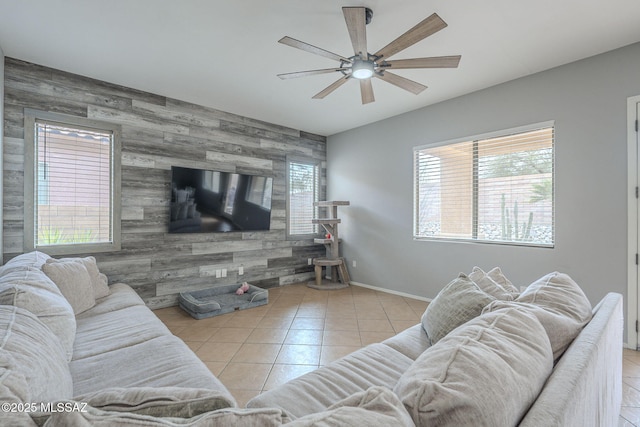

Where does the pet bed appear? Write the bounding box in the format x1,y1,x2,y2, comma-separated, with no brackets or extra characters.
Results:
179,283,268,319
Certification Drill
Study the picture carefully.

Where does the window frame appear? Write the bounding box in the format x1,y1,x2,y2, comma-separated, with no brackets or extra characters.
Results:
413,121,555,248
286,156,321,240
24,109,122,255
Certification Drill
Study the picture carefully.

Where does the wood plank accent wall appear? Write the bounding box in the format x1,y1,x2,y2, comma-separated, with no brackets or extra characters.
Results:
0,48,4,265
2,58,326,308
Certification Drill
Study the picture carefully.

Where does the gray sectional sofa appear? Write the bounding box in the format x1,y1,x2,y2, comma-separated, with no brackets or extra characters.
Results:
0,251,623,426
0,251,237,426
246,268,624,427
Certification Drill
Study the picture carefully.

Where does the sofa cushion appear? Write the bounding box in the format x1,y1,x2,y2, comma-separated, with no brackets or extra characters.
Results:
0,267,62,294
421,273,495,344
46,256,110,300
0,269,76,361
382,324,431,361
468,266,516,300
70,334,234,403
75,387,236,418
484,271,593,361
395,307,553,427
0,352,39,426
287,386,414,427
42,260,96,314
72,304,172,361
0,251,51,273
0,352,30,402
76,283,145,318
43,406,286,427
247,343,413,419
0,305,73,402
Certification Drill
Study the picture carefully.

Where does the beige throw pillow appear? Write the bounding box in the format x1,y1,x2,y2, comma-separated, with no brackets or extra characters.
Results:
487,266,520,296
396,308,553,427
42,261,96,314
468,266,515,301
484,271,593,361
421,273,495,344
46,257,110,300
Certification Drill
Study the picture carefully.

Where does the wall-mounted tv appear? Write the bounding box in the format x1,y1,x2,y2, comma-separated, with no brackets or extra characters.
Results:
169,166,273,233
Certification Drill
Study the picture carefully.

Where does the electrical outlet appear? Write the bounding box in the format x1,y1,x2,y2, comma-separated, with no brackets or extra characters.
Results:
239,266,244,276
352,260,357,268
221,268,227,278
308,258,312,265
215,269,222,278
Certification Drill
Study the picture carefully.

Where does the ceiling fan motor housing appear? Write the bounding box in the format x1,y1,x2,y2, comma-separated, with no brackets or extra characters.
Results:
365,8,373,25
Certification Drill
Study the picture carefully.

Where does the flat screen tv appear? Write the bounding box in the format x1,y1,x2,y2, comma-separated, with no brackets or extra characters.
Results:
169,166,273,233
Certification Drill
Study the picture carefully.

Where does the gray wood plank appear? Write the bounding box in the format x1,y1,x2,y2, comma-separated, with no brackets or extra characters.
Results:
88,105,190,135
2,58,327,307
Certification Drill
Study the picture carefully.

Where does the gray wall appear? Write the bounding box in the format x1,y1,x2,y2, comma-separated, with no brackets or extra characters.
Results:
3,58,326,308
328,42,640,314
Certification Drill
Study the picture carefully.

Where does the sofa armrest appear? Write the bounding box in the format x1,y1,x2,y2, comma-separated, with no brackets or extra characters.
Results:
518,292,623,427
73,386,235,418
286,386,415,427
39,405,286,427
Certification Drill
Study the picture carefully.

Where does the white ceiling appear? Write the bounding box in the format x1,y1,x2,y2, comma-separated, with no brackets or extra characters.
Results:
1,1,639,136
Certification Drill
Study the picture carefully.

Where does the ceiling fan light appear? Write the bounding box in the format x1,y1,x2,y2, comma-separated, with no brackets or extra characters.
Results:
351,60,374,79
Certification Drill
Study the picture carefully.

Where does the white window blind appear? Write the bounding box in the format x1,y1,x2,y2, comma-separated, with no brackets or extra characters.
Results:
35,121,114,247
203,170,221,193
414,124,554,246
287,160,319,236
246,176,273,210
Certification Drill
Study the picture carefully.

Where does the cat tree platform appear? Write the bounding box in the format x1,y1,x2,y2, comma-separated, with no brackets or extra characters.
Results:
308,257,351,290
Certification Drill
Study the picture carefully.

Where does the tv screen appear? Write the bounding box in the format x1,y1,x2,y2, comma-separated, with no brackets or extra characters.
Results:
169,166,273,233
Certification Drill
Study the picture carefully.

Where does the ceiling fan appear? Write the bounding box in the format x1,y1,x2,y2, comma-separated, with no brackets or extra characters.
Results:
277,7,461,104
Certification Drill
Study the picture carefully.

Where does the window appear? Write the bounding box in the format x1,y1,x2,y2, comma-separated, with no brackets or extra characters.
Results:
223,173,239,216
24,109,121,254
414,122,554,247
286,157,320,238
246,176,273,210
203,170,221,193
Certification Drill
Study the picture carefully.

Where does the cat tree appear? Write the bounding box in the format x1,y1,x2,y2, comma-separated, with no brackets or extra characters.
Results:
309,201,351,290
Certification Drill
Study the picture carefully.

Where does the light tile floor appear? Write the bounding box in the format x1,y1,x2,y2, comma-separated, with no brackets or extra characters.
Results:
154,282,634,423
154,283,427,407
622,349,640,426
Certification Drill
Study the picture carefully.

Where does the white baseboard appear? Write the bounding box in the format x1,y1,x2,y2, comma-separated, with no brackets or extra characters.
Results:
350,281,432,303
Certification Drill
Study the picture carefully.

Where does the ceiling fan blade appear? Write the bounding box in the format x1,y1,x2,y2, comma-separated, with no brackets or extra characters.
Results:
278,68,348,80
383,55,461,69
360,79,375,104
312,75,350,99
374,13,448,61
279,36,351,63
377,71,427,95
343,7,368,57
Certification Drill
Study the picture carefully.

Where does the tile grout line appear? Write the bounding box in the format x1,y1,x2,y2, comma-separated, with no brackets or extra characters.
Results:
155,284,427,406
